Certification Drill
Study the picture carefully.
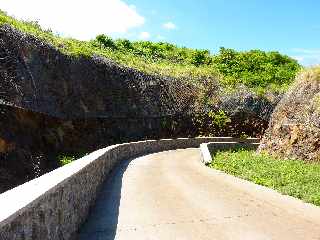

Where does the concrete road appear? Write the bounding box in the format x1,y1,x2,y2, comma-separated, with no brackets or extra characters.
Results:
78,149,320,240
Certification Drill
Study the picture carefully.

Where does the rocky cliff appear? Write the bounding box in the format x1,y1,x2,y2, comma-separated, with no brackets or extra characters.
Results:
259,67,320,161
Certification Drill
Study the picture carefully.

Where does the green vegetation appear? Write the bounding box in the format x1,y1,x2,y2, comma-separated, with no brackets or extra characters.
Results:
58,151,88,166
209,110,231,129
214,47,301,91
209,149,320,206
0,10,301,92
58,155,76,166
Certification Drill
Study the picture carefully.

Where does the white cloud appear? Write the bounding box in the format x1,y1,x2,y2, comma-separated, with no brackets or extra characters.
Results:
292,48,320,54
139,31,151,40
156,34,165,40
0,0,145,40
129,4,137,10
290,48,320,66
162,22,176,30
292,56,305,62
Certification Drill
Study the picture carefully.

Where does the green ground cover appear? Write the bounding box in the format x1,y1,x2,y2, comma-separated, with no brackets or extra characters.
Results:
209,149,320,206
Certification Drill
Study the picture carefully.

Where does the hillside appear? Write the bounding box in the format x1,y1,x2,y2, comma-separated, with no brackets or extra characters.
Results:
0,10,300,93
0,10,301,192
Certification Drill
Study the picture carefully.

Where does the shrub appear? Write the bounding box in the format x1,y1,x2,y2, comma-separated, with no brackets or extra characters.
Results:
213,47,301,89
190,50,212,66
96,34,117,49
209,110,231,129
115,39,133,51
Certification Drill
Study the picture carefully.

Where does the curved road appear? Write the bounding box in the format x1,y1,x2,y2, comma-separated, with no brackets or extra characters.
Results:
79,149,320,240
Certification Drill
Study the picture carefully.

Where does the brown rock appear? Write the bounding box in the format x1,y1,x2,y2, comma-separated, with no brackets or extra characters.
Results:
260,67,320,161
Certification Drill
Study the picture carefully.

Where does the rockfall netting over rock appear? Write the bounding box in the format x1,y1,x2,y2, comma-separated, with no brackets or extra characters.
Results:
193,79,282,138
0,24,280,138
0,24,283,192
0,38,22,103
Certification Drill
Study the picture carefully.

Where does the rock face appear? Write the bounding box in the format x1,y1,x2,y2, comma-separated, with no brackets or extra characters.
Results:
216,87,280,138
194,82,281,138
0,25,195,192
0,24,279,192
0,25,191,118
259,67,320,161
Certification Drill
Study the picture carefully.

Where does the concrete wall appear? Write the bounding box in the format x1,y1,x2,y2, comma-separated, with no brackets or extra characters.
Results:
0,137,258,240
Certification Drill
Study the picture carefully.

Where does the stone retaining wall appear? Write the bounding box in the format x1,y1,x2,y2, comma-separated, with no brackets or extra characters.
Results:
0,137,258,240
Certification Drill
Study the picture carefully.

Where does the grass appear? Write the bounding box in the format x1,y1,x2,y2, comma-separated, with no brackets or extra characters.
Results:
208,149,320,206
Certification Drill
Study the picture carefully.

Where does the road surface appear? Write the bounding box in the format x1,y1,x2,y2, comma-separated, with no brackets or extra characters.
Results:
78,148,320,240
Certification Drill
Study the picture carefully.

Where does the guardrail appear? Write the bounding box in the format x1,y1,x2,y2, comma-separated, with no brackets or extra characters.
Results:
0,137,259,240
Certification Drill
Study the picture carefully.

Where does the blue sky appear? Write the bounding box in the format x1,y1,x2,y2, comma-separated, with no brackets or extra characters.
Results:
1,0,319,65
125,0,320,66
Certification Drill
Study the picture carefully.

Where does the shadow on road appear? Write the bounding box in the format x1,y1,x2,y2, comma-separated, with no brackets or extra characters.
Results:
77,159,131,240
